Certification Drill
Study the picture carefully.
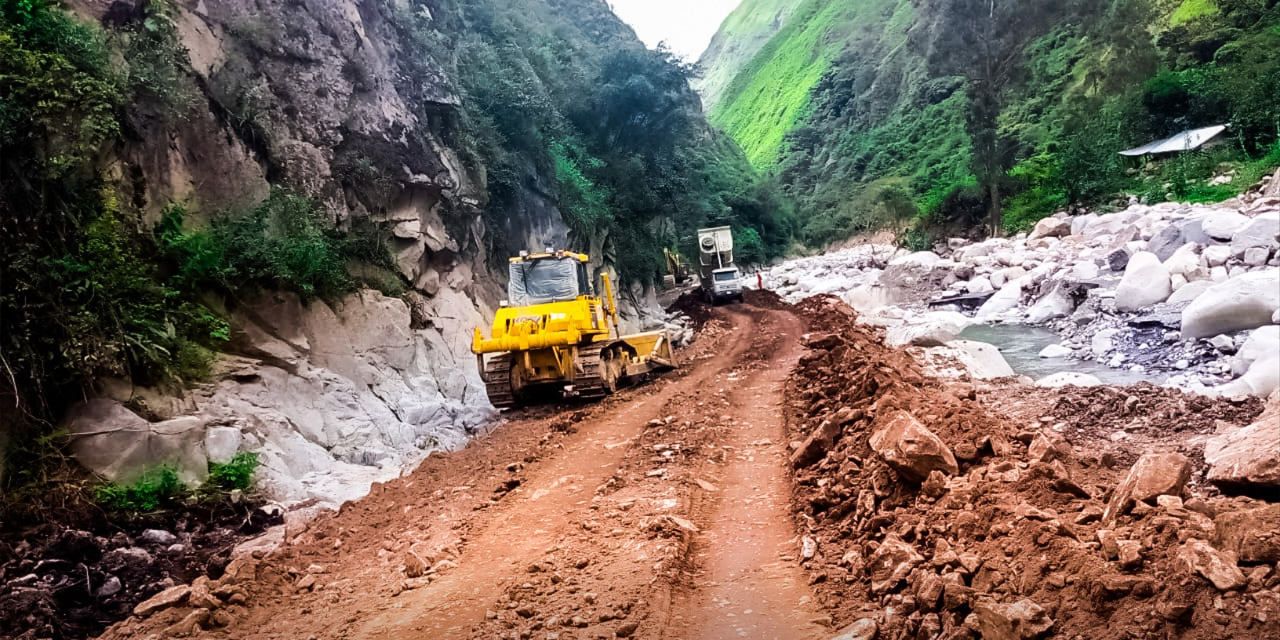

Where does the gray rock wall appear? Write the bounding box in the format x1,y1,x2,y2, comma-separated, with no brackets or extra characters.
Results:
67,288,495,508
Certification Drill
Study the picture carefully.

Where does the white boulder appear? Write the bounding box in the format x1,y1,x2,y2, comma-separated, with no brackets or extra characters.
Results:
1025,285,1076,323
976,279,1026,319
1092,328,1120,355
1115,251,1172,311
1029,217,1071,240
1181,268,1280,339
1167,280,1213,306
1233,326,1280,376
1035,372,1104,388
1203,245,1232,267
1231,212,1280,254
890,251,942,268
1162,243,1201,278
885,312,972,348
1039,344,1073,358
1200,210,1250,241
948,340,1016,379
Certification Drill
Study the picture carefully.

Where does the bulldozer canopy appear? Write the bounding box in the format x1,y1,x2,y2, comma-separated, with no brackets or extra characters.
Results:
508,257,584,305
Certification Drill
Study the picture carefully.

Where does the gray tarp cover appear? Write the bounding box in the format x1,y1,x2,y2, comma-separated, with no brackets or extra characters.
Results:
509,258,579,305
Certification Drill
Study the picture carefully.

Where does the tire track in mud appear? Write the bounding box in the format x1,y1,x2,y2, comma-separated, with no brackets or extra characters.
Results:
342,312,764,638
662,307,828,640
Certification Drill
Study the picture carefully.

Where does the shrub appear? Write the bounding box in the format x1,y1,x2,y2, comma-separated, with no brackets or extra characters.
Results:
158,190,356,300
206,452,259,492
95,466,186,512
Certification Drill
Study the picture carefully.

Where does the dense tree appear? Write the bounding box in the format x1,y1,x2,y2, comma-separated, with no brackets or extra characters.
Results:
927,0,1064,236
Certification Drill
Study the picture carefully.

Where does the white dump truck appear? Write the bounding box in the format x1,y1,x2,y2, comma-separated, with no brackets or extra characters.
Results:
697,226,743,304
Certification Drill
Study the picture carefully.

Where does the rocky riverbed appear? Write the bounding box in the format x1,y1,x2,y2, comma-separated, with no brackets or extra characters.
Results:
764,192,1280,400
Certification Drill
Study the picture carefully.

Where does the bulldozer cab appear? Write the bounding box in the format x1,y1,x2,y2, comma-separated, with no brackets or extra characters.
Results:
506,252,592,306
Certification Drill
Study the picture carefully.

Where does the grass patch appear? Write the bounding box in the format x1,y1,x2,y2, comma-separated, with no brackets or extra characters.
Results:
206,452,259,492
94,466,185,512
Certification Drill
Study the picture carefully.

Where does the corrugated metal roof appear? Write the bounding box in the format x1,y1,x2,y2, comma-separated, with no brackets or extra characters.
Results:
1119,124,1229,156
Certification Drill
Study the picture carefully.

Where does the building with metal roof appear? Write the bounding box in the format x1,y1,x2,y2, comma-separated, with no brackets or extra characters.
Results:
1119,124,1229,157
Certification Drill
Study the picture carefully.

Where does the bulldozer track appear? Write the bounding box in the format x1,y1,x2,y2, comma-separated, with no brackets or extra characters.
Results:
571,344,612,400
483,354,515,409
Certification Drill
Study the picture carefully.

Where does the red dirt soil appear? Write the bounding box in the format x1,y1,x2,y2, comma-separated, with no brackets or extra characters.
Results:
88,293,1279,640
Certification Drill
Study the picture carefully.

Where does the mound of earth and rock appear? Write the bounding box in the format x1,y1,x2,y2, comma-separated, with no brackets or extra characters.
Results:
0,500,281,640
765,187,1280,400
782,294,1279,640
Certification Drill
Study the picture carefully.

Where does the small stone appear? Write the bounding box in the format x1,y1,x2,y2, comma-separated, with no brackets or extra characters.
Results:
1117,540,1143,570
801,536,818,561
188,576,221,610
830,617,878,640
296,574,316,591
96,576,122,598
973,597,1055,640
140,529,178,545
133,585,191,617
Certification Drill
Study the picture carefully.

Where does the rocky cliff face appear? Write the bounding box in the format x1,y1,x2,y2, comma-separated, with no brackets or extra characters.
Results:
50,0,665,506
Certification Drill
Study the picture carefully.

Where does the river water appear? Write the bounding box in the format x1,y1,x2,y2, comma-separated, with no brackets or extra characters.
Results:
958,324,1160,386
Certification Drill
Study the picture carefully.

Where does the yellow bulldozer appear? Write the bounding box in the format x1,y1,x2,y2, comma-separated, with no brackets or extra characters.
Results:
471,250,678,409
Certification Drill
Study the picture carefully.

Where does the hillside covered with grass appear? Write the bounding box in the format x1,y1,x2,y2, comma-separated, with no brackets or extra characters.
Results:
700,0,1280,244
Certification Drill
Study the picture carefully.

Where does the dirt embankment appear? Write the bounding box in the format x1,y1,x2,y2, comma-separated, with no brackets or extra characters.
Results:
782,293,1277,640
0,497,278,640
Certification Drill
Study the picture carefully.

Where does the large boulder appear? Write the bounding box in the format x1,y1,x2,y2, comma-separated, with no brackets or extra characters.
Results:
949,340,1016,379
1232,325,1280,376
1181,268,1280,338
869,411,959,483
1161,243,1202,279
1103,452,1191,523
1178,539,1246,591
1200,210,1250,241
1231,211,1280,254
1115,251,1172,311
1166,279,1213,305
885,311,971,347
1149,220,1210,262
1212,353,1280,398
1214,504,1280,564
1204,392,1280,490
976,279,1025,318
1025,284,1076,323
889,251,942,268
63,400,209,485
1029,217,1071,240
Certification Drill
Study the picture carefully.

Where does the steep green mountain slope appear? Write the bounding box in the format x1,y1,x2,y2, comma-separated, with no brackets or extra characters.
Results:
694,0,805,110
703,0,1280,242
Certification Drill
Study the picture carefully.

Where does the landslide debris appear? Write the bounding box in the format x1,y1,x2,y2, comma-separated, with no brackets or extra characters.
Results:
0,498,278,640
783,294,1278,640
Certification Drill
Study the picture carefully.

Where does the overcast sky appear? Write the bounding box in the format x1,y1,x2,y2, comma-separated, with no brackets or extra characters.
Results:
608,0,742,62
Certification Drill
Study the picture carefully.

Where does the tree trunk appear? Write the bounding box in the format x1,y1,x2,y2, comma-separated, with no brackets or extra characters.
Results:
989,180,1002,238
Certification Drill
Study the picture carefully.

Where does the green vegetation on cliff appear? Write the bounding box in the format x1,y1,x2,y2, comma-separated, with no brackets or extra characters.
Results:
702,0,1280,243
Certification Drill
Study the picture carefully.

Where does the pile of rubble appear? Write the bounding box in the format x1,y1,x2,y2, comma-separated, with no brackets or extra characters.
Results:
784,295,1279,640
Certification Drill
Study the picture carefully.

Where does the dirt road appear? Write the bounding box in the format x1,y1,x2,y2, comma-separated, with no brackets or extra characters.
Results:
102,303,828,640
